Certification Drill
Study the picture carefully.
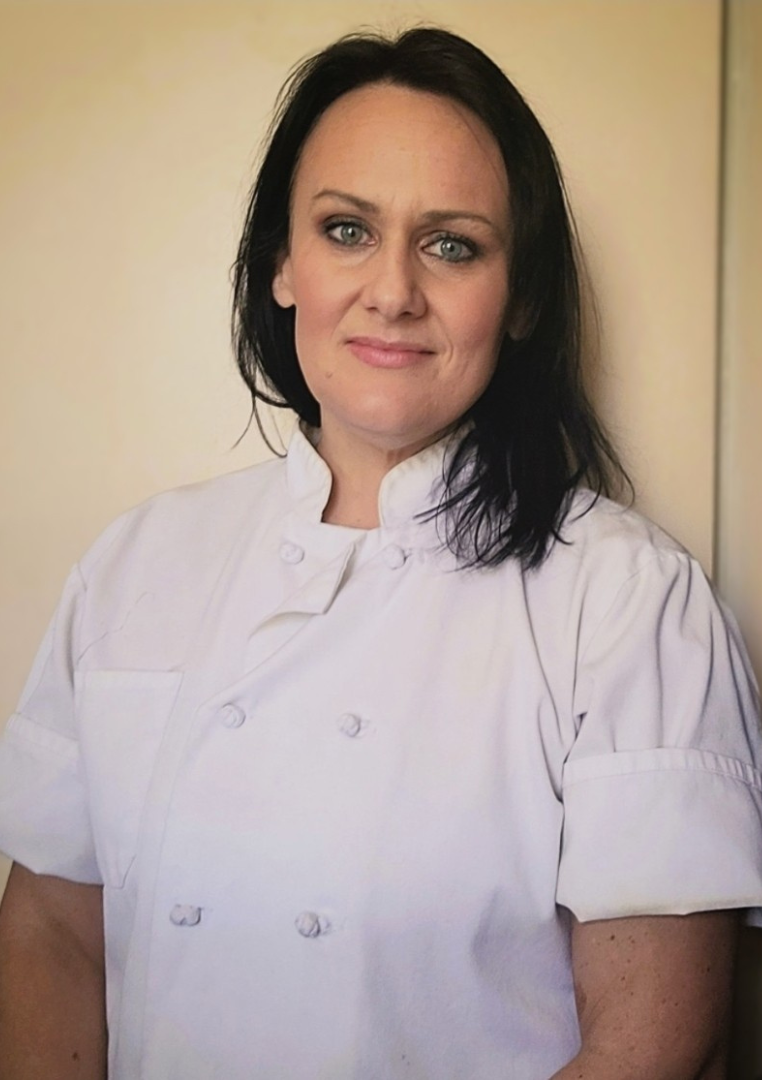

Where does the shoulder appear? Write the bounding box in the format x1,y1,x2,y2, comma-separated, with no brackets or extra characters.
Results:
558,490,689,573
527,491,714,657
549,490,698,599
77,455,287,586
56,456,291,671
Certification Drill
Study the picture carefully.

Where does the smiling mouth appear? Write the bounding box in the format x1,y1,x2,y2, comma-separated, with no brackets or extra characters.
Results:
346,337,435,369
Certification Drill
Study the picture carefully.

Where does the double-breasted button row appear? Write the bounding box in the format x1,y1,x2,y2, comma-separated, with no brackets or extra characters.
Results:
216,703,370,739
169,904,332,939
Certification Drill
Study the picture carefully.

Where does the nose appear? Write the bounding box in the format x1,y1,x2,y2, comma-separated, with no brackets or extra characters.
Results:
361,241,427,321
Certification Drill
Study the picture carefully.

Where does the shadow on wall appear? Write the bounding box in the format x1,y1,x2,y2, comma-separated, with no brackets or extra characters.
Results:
730,926,762,1079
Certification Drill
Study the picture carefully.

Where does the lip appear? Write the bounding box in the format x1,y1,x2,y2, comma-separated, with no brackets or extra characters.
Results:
346,336,435,369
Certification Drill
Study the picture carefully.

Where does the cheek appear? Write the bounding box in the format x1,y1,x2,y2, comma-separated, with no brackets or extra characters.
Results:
291,260,348,328
290,275,341,371
449,281,508,364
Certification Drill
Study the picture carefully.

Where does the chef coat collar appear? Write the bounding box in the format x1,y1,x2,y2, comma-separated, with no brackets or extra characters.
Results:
286,425,464,529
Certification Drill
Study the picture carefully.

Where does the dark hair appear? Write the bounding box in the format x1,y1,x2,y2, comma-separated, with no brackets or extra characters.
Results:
232,26,630,568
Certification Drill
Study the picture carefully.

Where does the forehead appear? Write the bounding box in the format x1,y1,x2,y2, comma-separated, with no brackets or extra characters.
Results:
293,82,508,213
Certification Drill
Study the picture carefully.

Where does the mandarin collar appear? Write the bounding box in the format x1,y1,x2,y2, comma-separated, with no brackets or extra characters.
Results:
285,426,462,529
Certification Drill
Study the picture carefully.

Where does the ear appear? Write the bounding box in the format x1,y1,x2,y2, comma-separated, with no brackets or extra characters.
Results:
504,299,533,343
272,252,296,309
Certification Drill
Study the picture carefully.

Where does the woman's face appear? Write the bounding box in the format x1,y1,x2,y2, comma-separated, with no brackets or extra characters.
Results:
273,82,510,463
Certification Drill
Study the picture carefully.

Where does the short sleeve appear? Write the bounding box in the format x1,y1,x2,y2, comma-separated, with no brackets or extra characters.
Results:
556,550,762,925
0,566,101,883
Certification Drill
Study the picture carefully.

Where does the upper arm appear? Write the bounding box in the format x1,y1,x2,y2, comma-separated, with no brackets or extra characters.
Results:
0,862,104,973
569,910,738,1079
0,865,107,1079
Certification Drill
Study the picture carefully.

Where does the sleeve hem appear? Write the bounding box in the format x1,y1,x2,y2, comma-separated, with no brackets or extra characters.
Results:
563,746,762,791
5,713,79,763
557,760,762,923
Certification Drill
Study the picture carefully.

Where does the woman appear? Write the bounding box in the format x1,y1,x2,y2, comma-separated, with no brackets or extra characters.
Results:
0,26,760,1080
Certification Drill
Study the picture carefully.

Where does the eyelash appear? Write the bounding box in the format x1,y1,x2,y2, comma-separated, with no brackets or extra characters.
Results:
322,218,480,264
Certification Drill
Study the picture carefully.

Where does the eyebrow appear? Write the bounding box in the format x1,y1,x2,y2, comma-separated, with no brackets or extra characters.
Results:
312,188,502,233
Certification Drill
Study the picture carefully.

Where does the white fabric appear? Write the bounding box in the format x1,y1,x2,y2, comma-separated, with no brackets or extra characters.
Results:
1,428,761,1080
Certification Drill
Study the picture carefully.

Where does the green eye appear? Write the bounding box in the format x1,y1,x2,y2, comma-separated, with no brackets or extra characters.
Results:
427,234,477,263
326,221,367,246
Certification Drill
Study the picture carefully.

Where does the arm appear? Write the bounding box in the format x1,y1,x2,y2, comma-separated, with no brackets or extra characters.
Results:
551,911,737,1080
0,862,107,1079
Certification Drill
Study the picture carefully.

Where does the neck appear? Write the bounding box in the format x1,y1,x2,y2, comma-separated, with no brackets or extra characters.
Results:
316,426,431,528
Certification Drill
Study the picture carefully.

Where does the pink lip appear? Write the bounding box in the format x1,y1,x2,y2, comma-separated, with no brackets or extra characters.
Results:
346,336,435,369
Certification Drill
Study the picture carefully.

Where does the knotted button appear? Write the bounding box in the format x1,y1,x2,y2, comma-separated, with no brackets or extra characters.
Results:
383,544,407,570
338,712,366,738
170,904,202,927
279,541,305,565
219,703,246,729
295,911,331,939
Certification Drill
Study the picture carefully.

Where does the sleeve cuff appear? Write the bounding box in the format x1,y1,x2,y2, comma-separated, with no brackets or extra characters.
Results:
557,747,762,923
0,714,101,884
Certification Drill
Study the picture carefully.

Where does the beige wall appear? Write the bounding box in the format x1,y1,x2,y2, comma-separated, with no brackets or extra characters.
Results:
1,0,758,1068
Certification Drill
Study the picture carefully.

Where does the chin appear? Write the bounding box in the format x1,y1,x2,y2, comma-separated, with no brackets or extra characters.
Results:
333,399,427,441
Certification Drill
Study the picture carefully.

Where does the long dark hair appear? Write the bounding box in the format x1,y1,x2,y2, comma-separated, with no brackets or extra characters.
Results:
232,27,630,568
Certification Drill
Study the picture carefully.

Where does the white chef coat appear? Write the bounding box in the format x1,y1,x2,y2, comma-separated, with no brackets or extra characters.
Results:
1,428,761,1080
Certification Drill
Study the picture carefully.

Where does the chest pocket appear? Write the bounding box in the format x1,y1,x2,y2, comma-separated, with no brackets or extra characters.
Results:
75,669,183,889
